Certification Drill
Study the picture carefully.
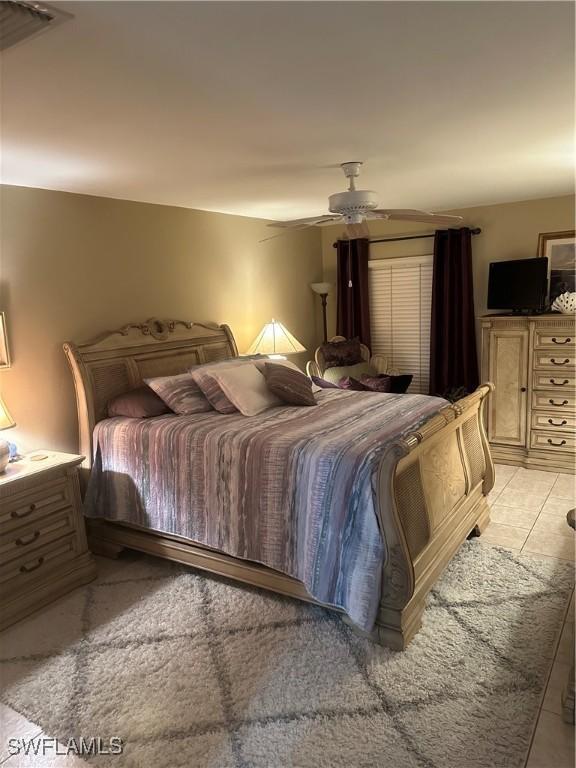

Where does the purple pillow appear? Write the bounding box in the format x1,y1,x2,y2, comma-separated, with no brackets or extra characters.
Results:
360,373,413,394
311,376,340,390
108,386,172,418
338,376,369,391
320,338,363,369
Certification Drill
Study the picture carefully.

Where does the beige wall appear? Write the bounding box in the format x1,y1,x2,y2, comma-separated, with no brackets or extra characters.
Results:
321,195,575,338
0,185,323,454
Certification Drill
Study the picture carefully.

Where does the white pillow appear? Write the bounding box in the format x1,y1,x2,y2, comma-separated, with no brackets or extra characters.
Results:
211,364,282,417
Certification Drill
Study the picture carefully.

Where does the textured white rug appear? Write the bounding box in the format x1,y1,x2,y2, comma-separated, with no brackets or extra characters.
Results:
0,542,573,768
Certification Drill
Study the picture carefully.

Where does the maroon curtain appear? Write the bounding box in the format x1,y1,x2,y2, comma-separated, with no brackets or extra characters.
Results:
336,238,371,347
430,228,478,399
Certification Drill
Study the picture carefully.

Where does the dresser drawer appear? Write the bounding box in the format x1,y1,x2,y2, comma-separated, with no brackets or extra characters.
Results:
534,351,576,370
0,477,71,534
532,391,576,413
0,509,75,566
530,430,576,453
533,372,576,391
532,412,576,433
534,331,575,350
0,534,81,593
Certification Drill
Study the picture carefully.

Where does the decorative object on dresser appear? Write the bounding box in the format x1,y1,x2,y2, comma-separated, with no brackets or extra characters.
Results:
481,314,576,474
537,229,576,305
64,318,495,650
0,311,10,369
310,282,331,343
552,291,576,314
246,318,306,358
0,452,96,630
0,395,15,472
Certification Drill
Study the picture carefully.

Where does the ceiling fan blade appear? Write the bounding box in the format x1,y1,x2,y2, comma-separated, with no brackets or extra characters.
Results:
267,214,342,229
369,209,463,226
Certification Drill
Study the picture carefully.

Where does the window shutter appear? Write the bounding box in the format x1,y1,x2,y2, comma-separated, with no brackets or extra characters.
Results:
369,255,433,394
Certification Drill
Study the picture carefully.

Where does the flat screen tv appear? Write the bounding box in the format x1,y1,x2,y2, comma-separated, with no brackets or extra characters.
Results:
487,257,548,312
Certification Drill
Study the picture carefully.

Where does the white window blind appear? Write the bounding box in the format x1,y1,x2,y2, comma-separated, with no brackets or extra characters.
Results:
369,255,433,394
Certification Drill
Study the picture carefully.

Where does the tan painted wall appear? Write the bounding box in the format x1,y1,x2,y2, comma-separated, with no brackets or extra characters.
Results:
321,195,575,339
0,185,323,453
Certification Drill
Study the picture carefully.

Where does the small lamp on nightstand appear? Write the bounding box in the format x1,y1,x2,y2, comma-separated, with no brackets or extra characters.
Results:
0,395,15,473
246,319,306,359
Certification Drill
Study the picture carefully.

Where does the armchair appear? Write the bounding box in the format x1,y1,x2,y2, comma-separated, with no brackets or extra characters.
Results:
306,336,397,382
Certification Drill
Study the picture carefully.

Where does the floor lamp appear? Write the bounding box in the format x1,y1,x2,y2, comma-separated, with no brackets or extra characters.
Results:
310,282,331,344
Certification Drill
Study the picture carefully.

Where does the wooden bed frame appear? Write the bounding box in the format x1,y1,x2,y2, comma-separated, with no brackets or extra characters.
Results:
64,318,494,650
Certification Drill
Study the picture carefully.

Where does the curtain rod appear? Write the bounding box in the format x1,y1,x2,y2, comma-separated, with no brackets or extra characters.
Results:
332,227,481,248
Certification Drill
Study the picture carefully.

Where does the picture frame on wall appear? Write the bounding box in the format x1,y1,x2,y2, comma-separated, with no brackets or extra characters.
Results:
0,312,11,369
538,229,576,305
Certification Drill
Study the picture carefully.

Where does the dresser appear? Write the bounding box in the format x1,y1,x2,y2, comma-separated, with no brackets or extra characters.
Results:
0,452,96,630
481,314,575,473
481,314,576,472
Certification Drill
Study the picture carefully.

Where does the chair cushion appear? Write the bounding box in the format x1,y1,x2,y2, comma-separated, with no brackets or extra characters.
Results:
263,363,317,406
320,338,364,369
321,361,374,384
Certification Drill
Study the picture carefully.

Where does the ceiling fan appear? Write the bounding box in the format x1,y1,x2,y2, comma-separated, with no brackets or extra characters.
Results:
267,161,463,239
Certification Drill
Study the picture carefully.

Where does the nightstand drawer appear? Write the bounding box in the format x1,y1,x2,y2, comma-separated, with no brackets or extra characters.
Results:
0,477,71,534
0,509,75,566
0,533,81,593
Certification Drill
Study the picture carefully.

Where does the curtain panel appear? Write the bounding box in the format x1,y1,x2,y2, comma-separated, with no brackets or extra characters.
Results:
429,227,479,399
336,238,371,348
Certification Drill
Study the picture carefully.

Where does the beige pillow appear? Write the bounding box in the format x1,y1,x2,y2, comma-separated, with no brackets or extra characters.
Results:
212,363,282,417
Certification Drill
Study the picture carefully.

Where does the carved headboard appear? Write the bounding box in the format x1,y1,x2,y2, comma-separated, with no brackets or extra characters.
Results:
63,318,238,468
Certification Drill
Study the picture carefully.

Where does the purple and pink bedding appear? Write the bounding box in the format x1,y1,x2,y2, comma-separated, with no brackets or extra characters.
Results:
85,389,445,631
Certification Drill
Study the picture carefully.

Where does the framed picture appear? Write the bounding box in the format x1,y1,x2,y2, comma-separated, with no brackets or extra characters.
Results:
0,312,10,369
538,230,576,306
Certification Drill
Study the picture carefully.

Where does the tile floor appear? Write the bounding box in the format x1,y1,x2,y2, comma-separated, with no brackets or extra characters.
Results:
0,464,574,767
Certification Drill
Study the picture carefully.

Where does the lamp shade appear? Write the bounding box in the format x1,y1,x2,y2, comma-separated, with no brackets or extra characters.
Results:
0,395,15,430
247,319,306,355
310,282,331,295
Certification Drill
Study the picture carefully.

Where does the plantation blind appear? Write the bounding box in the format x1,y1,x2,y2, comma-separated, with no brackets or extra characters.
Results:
368,255,433,394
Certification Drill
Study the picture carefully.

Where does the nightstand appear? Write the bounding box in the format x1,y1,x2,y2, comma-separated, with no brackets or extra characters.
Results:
0,451,96,630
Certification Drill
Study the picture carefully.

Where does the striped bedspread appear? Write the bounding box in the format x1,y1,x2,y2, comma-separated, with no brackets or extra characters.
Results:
85,390,445,631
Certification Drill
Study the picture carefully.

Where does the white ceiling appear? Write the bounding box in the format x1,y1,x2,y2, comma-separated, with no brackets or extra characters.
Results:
1,1,574,220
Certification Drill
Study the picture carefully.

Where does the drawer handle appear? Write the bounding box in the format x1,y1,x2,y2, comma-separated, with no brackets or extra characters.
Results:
11,502,36,519
551,358,570,366
549,399,569,406
547,439,567,447
549,379,569,386
20,557,44,574
548,418,568,426
552,337,572,345
15,530,40,547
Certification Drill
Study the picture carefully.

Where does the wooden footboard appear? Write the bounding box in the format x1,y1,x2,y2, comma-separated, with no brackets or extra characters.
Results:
374,383,494,649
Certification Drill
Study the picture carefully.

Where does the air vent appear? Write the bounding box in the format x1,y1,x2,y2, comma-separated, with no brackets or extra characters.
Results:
0,0,72,52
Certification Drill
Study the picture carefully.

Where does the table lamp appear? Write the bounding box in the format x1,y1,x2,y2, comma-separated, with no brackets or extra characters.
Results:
0,395,15,473
246,319,306,358
310,282,331,343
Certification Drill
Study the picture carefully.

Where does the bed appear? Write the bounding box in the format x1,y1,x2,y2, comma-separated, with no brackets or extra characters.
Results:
64,317,494,649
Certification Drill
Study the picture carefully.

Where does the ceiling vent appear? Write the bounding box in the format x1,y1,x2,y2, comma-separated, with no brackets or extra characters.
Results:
0,1,72,52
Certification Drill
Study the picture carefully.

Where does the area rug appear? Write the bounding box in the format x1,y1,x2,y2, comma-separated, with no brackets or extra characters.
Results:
0,541,573,768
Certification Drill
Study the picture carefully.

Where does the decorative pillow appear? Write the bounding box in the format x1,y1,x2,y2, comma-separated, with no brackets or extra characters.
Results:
190,359,252,413
262,363,317,406
211,364,282,417
310,376,340,390
144,374,212,415
107,386,172,418
320,338,363,369
338,377,369,391
358,374,393,393
255,359,321,393
321,361,374,384
382,374,413,394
